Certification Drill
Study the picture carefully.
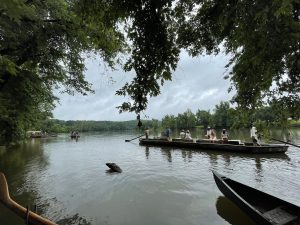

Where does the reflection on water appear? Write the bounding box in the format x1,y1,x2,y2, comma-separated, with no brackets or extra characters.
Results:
145,146,150,159
160,147,173,162
57,213,93,225
146,146,290,166
0,130,299,225
216,196,256,225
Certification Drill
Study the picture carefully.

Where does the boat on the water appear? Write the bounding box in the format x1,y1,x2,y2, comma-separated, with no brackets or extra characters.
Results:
139,138,288,154
0,172,57,225
27,131,57,138
70,131,80,139
70,135,80,139
213,171,300,225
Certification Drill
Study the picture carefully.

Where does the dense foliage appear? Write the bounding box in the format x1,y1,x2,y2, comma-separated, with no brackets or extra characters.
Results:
175,0,300,116
161,102,300,129
39,119,161,133
1,0,299,144
0,0,123,144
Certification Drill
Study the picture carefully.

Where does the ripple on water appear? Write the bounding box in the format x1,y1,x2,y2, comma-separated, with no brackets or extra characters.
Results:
1,132,300,225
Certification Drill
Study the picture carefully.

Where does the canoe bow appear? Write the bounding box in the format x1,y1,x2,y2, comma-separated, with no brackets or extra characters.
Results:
0,172,57,225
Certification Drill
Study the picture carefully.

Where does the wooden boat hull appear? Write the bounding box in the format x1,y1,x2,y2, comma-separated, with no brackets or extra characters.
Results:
139,139,288,154
70,135,80,139
213,171,300,225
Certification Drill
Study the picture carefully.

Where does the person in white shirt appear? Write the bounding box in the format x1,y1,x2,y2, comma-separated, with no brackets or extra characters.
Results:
206,127,212,139
185,130,192,140
180,130,186,139
250,124,260,146
144,127,150,139
221,129,229,143
210,128,217,143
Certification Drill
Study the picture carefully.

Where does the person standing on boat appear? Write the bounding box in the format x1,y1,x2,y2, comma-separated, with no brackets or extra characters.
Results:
166,127,171,141
250,124,260,146
221,129,229,143
206,127,212,139
144,127,150,139
180,129,186,139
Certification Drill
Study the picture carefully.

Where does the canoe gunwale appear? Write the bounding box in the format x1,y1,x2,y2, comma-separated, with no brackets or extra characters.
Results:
212,171,300,225
213,171,270,224
139,139,288,154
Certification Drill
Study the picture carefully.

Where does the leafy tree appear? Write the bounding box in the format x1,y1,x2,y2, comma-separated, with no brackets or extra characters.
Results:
2,0,299,144
0,0,123,144
213,101,235,128
161,115,177,129
175,0,300,116
195,110,211,128
253,106,277,123
176,109,196,129
115,0,180,113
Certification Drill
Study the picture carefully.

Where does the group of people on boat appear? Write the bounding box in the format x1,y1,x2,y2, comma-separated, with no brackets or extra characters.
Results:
205,127,229,143
179,129,193,140
70,131,79,138
144,123,260,145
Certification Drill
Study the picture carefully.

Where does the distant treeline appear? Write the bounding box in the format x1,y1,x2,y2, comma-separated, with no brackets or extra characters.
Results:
39,119,161,133
40,101,299,133
161,101,300,130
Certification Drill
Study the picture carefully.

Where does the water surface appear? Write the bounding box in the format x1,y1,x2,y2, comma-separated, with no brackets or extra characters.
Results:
0,129,299,225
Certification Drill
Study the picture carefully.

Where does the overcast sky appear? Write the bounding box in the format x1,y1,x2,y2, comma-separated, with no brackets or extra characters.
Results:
53,51,235,121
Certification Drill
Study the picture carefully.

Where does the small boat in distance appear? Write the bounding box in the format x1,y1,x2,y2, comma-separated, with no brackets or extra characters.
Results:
139,138,288,154
70,131,80,139
27,131,57,138
212,171,300,225
70,135,80,139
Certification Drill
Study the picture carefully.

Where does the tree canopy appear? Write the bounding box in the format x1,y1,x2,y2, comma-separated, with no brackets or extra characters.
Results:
0,0,123,144
1,0,299,144
175,0,300,117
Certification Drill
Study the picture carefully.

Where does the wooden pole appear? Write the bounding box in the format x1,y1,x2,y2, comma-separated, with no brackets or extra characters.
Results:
125,134,144,142
271,138,300,148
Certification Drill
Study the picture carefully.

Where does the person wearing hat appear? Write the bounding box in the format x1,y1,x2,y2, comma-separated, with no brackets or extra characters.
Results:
221,129,229,143
185,130,192,140
206,126,211,139
144,127,150,139
180,129,186,139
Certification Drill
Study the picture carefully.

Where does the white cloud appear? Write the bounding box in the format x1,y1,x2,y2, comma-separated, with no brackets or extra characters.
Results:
53,52,235,121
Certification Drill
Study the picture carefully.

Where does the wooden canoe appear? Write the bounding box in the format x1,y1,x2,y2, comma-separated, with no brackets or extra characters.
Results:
213,171,300,225
139,138,288,154
0,172,57,225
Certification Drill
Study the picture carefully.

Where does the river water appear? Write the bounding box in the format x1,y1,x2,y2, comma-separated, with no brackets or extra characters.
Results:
0,129,300,225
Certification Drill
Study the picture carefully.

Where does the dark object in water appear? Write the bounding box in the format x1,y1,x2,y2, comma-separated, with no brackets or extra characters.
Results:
212,171,300,225
106,163,122,173
216,196,256,225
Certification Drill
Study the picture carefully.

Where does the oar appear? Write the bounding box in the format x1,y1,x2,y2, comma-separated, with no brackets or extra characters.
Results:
0,172,57,225
271,138,300,148
125,134,144,142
